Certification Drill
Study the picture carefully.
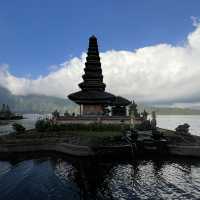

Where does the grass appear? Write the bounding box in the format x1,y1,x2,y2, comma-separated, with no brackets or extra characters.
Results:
0,128,124,146
35,119,129,132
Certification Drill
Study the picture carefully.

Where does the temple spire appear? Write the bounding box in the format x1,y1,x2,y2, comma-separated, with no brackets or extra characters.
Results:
79,35,105,91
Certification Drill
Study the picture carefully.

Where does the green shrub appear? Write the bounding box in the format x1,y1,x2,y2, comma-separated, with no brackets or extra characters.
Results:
12,123,26,134
35,119,52,132
34,119,129,132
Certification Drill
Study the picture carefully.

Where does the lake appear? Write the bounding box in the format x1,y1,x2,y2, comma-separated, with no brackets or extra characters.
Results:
157,115,200,136
0,156,200,200
0,114,48,135
0,115,200,200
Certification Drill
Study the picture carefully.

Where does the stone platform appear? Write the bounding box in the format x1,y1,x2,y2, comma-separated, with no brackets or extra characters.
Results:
56,116,141,125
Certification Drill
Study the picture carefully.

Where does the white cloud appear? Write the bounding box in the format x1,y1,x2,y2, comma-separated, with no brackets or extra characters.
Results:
1,22,200,106
0,56,85,98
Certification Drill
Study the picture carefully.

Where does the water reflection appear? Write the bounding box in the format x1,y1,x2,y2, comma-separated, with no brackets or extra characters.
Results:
97,158,200,200
71,158,113,200
0,157,80,200
0,157,200,200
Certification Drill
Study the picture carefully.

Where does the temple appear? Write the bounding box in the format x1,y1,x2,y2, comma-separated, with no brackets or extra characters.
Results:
68,35,131,117
0,104,23,120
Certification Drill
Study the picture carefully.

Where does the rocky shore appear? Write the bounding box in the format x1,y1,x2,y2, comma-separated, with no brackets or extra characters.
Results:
0,128,200,158
159,128,200,157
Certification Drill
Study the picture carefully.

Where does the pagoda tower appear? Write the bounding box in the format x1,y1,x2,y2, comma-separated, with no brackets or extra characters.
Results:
68,35,115,116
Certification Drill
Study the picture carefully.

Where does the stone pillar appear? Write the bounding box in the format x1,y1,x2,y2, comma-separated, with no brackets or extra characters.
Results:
126,106,128,116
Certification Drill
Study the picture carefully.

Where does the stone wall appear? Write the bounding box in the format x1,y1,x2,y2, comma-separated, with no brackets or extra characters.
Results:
57,116,142,125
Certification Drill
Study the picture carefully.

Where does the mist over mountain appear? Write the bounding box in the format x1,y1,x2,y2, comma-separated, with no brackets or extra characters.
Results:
0,86,200,115
138,104,200,115
0,86,76,114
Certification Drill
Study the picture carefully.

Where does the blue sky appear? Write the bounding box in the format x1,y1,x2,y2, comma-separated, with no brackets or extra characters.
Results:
0,0,199,78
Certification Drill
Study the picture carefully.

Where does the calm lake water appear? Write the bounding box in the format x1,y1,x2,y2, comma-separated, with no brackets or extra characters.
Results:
157,115,200,136
0,114,200,200
0,114,49,135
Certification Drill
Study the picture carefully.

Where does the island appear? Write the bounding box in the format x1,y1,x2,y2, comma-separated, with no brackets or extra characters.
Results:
0,36,200,159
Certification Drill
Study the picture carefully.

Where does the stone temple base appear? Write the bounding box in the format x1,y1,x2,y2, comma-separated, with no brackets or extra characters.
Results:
56,116,141,125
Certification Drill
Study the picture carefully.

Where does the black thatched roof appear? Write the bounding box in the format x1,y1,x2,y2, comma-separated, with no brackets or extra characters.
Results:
68,90,115,105
111,96,131,106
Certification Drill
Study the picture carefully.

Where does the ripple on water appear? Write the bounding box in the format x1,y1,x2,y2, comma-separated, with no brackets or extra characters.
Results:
0,158,80,200
1,158,200,200
98,159,200,200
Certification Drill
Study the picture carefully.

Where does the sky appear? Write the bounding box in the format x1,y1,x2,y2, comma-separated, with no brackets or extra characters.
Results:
0,0,200,107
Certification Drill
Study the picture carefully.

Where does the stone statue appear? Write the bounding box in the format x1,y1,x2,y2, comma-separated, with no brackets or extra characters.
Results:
52,110,60,119
175,123,190,135
142,109,148,121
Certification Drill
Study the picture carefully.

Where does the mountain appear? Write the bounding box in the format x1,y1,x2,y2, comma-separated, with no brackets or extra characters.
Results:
0,86,76,114
0,86,200,115
137,104,200,115
0,86,13,105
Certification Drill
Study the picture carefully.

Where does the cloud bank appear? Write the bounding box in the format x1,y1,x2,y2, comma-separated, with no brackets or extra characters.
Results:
1,21,200,106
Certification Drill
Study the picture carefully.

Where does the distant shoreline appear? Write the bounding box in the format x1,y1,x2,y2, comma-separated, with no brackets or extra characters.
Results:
14,112,200,116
